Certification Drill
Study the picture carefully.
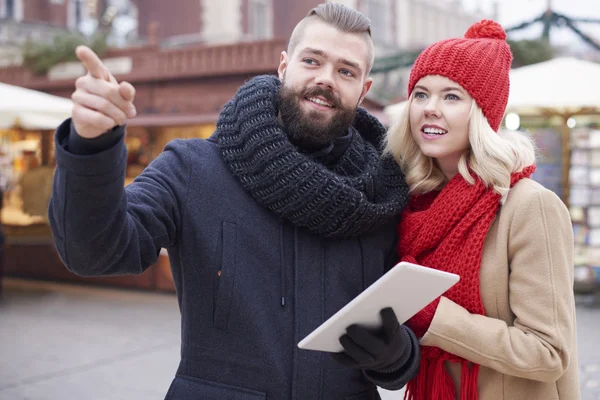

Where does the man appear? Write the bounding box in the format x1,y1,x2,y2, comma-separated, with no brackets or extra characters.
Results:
49,3,419,399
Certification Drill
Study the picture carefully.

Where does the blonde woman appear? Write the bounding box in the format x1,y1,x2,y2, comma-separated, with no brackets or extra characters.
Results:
385,20,580,399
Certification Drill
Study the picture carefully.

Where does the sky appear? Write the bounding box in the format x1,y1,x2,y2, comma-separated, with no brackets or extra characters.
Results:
461,0,600,48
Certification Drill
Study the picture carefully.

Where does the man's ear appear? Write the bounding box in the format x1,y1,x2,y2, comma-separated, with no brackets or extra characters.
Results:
278,51,288,80
359,77,373,104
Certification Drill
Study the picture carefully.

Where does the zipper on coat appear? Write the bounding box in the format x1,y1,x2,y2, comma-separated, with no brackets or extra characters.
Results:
280,224,286,307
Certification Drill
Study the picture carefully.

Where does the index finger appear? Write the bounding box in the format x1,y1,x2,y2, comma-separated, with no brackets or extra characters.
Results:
76,45,108,81
380,308,399,339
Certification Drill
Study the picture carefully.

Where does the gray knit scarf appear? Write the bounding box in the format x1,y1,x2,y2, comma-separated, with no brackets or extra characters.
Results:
214,75,409,237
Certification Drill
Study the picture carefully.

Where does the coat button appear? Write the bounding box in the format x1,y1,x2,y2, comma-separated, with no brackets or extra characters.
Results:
217,270,222,277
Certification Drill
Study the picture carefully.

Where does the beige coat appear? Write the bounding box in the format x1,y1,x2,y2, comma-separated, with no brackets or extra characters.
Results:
421,178,580,399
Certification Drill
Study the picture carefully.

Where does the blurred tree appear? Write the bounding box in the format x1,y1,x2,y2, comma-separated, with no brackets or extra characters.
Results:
22,32,108,75
507,39,555,68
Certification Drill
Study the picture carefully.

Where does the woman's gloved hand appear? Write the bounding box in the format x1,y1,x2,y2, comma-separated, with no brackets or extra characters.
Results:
331,308,414,374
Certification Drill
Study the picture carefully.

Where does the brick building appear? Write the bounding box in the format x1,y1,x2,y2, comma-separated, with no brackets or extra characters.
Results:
0,0,486,290
0,0,388,290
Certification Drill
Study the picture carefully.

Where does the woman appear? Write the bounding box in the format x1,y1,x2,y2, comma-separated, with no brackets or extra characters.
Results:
385,20,580,399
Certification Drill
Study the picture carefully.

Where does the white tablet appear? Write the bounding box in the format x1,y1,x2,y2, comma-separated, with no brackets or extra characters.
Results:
297,261,459,353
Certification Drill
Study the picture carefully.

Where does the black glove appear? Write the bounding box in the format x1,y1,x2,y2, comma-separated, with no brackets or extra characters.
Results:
331,308,413,373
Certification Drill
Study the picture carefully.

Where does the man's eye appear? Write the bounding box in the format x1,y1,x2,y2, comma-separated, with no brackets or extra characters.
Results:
340,69,355,77
303,58,318,65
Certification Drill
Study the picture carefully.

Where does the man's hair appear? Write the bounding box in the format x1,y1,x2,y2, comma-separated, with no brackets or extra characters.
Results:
287,3,375,75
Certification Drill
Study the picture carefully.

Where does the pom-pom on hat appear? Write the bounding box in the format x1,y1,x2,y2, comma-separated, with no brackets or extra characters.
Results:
408,20,512,132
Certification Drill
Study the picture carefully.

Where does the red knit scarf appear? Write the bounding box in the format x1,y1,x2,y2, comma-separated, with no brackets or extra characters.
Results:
400,166,535,400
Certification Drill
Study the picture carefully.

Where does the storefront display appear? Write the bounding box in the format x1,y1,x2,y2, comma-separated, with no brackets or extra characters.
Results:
0,129,49,229
569,127,600,296
1,123,216,291
529,128,563,199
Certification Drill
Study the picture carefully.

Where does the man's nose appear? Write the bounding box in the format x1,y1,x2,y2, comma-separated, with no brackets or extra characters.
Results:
314,67,335,90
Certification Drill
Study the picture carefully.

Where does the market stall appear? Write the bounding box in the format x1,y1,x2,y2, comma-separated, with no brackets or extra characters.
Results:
0,83,73,291
0,83,222,291
0,82,73,225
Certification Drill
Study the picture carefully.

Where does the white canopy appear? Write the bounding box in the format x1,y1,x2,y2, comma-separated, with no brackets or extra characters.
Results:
384,57,600,124
506,57,600,116
0,82,72,130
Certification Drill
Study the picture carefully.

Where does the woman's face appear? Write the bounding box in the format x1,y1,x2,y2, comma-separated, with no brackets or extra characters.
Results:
409,75,473,180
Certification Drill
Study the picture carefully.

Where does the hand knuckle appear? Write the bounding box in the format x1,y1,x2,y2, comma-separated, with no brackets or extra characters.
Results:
97,98,111,114
72,104,83,118
91,114,105,127
110,85,120,97
75,76,87,88
71,91,82,103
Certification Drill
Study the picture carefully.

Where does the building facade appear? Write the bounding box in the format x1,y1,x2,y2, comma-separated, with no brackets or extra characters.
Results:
129,0,490,99
0,0,489,290
1,0,491,65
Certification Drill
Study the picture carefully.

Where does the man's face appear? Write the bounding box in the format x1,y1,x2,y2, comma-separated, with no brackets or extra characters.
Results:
277,20,372,149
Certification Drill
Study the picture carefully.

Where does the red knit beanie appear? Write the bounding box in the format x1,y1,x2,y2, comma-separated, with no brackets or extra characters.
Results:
408,20,513,132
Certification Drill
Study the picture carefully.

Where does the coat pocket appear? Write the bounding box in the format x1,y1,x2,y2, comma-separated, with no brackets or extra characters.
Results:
213,221,237,331
345,387,381,400
165,375,266,400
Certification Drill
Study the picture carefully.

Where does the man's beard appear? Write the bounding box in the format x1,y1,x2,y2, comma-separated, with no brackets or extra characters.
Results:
278,81,358,149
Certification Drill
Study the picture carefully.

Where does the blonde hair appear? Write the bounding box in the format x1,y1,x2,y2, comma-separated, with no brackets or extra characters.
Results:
384,95,536,202
287,3,374,75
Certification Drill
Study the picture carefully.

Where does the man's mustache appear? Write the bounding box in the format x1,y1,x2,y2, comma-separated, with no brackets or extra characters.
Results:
300,86,342,109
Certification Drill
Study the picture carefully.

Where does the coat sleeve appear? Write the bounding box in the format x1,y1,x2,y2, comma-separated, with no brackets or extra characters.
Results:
420,185,576,383
49,118,192,276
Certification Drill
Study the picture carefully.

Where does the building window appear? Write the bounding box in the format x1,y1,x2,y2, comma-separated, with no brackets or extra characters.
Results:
75,0,82,25
248,0,272,40
1,0,23,20
68,0,88,30
6,0,14,17
364,0,391,45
